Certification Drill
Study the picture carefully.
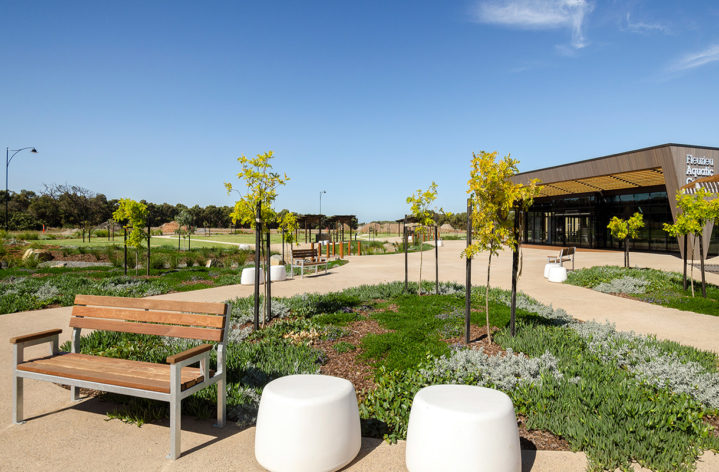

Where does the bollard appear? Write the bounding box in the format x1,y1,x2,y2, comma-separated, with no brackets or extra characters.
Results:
358,241,361,256
326,242,330,258
340,241,344,258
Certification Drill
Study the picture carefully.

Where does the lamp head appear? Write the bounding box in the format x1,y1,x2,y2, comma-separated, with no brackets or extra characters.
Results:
31,148,38,153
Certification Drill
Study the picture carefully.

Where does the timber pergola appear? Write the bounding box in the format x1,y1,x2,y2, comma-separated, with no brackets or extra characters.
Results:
326,215,357,242
296,214,323,244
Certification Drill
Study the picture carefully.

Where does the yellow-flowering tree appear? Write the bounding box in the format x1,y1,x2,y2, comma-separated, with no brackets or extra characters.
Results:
225,151,289,229
279,211,298,261
225,151,289,330
607,212,644,268
406,182,442,295
663,189,719,298
463,151,540,344
113,198,148,275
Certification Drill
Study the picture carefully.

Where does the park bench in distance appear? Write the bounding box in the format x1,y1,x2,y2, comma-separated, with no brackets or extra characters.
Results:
10,294,230,460
547,246,576,270
291,247,328,278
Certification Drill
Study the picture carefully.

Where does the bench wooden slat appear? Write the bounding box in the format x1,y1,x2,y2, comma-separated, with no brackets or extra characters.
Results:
17,353,205,393
74,294,226,315
72,306,225,329
69,317,223,342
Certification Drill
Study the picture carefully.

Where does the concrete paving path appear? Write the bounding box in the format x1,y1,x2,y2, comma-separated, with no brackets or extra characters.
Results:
1,243,718,471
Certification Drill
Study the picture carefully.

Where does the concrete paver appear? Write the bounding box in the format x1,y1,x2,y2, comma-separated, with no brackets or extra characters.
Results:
1,243,717,470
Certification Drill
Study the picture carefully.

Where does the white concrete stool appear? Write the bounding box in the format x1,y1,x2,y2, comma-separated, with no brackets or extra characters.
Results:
436,239,443,247
406,385,521,472
240,267,264,285
255,375,361,472
547,265,568,283
544,262,560,278
270,265,286,281
239,243,252,251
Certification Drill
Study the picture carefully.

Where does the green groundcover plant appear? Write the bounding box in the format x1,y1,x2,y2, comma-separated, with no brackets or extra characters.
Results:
62,282,718,472
565,265,719,317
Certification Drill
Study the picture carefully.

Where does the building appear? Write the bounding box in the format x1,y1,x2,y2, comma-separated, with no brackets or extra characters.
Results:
510,144,718,257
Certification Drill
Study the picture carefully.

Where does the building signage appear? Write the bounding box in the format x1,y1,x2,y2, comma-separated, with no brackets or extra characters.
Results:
685,154,715,184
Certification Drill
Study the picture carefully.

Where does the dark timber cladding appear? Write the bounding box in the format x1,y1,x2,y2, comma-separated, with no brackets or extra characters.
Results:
510,144,719,258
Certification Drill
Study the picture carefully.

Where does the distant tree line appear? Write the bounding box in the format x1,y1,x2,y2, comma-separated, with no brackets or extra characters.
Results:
0,185,329,232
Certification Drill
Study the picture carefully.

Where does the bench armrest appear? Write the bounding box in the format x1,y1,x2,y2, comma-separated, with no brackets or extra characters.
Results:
9,329,62,345
166,344,213,364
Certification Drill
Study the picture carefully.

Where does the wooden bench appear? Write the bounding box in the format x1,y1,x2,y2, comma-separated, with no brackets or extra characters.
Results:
291,247,328,278
547,246,576,270
10,295,230,460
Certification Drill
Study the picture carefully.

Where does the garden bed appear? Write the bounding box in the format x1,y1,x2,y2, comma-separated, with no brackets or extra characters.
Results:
62,282,719,471
565,265,719,317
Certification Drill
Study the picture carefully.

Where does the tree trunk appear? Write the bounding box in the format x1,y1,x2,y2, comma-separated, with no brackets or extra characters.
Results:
510,210,520,337
485,252,493,345
699,234,706,298
465,199,472,345
434,225,439,295
624,238,629,268
683,235,688,290
690,235,695,297
418,230,423,295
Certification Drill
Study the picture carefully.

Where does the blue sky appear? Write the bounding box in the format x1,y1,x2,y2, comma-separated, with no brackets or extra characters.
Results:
2,0,718,222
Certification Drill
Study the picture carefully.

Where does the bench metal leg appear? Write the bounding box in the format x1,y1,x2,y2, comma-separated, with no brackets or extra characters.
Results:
71,386,81,401
168,365,181,460
215,376,226,428
12,344,24,424
13,376,24,424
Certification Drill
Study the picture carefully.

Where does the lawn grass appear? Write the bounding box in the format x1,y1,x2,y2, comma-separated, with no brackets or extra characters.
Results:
565,265,719,317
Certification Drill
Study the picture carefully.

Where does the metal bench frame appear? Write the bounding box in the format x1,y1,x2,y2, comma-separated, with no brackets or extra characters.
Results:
11,297,230,460
547,246,576,271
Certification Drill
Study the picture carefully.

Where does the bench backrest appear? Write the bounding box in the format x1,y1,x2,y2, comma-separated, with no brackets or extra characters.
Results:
70,295,229,342
291,248,318,260
563,247,576,256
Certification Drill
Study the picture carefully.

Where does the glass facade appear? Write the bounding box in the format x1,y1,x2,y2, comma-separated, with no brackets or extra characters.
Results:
523,185,719,255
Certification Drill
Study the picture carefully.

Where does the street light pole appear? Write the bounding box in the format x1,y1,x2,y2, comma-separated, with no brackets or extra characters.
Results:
5,147,38,231
319,190,326,215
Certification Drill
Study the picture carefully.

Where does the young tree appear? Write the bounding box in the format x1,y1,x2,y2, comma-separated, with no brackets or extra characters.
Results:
663,189,719,298
279,211,298,262
406,182,442,295
113,199,148,276
463,151,539,344
607,212,644,268
176,209,194,250
225,151,289,330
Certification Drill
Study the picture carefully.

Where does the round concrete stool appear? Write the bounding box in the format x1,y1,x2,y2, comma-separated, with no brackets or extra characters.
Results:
406,385,520,472
240,267,264,285
544,262,560,278
239,243,252,251
255,375,361,472
547,265,567,283
270,265,286,281
436,239,443,247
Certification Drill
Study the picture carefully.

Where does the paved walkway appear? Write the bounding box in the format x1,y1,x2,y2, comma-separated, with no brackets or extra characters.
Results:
1,243,718,471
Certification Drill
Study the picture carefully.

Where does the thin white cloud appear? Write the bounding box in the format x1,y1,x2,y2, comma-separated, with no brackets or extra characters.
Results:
670,44,719,72
624,13,669,34
474,0,593,49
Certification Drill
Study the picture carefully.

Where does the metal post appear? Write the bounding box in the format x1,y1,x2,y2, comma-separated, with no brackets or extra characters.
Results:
510,210,519,337
146,215,151,276
434,225,439,295
281,228,285,264
266,231,271,322
683,235,688,290
465,199,472,345
254,202,261,331
123,227,128,275
403,215,408,292
5,148,8,231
